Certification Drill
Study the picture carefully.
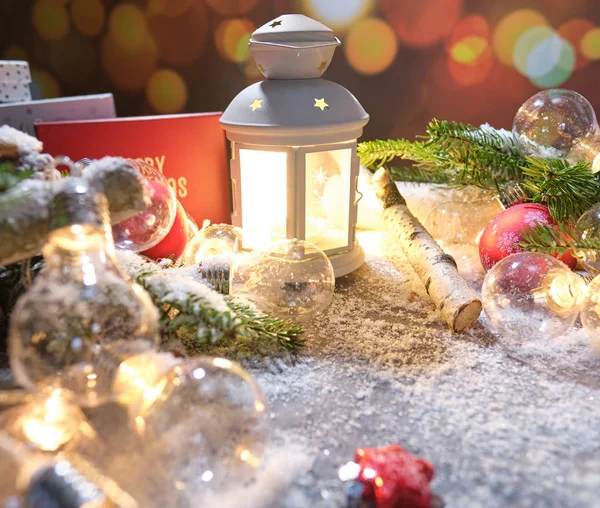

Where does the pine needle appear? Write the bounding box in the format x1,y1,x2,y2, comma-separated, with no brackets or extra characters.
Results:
520,222,599,258
0,160,32,192
358,119,525,189
358,119,600,222
136,272,306,352
520,157,600,221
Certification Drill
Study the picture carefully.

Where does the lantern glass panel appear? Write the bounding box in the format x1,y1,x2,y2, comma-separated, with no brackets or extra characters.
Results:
305,148,352,252
239,149,287,250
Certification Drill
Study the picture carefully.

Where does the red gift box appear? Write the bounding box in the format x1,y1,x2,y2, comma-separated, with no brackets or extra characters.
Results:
35,113,232,226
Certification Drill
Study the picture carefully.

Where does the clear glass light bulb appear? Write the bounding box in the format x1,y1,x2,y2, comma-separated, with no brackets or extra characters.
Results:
0,428,140,508
576,202,600,277
182,223,243,266
0,389,86,453
580,275,600,350
482,252,585,340
9,181,160,408
112,159,176,252
219,239,335,322
131,356,269,506
512,89,600,173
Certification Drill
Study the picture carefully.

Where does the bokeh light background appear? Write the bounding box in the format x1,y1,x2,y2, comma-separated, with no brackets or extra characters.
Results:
3,0,600,141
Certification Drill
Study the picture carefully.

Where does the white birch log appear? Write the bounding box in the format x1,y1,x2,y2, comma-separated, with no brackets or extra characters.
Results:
363,167,482,333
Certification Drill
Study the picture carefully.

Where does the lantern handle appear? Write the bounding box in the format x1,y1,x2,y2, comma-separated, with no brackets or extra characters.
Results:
249,37,341,50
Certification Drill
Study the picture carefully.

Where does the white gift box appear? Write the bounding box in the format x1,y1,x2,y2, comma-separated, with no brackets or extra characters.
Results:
0,94,116,136
0,61,32,103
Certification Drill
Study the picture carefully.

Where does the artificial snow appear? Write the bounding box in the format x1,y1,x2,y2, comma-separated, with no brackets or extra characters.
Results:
4,187,600,507
0,125,43,154
165,184,600,506
241,229,600,507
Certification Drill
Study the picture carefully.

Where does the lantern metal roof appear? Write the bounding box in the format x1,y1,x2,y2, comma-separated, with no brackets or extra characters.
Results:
220,14,369,146
251,14,337,44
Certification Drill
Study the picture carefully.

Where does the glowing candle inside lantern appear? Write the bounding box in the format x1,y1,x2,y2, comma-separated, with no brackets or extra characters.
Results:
239,149,288,250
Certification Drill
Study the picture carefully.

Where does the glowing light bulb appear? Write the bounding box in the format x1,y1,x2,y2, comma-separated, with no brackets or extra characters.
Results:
580,275,600,350
132,357,269,505
576,202,600,277
512,89,600,173
482,252,585,340
0,390,86,452
9,181,160,408
112,352,181,417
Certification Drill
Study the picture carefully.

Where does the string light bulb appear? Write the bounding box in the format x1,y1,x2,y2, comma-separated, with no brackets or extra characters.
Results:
482,252,585,340
576,202,600,277
8,180,160,408
0,390,86,452
580,274,600,350
127,356,270,505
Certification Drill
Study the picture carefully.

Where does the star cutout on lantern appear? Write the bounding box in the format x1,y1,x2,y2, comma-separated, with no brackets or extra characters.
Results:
249,99,263,111
270,20,282,28
314,191,326,212
314,98,328,111
317,61,328,72
257,63,266,73
313,167,328,186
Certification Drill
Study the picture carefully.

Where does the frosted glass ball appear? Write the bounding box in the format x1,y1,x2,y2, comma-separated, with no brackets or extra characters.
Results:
482,252,585,339
424,199,502,247
137,357,269,500
580,275,600,350
112,159,176,252
512,89,598,160
182,224,243,266
231,239,335,322
576,203,600,277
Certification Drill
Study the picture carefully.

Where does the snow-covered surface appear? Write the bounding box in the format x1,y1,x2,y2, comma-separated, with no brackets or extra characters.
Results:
112,186,600,507
246,230,600,507
3,184,600,506
0,125,43,155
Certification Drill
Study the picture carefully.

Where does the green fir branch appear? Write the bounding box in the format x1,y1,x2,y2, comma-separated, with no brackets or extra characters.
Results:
0,160,32,192
357,138,422,169
424,119,521,156
226,301,305,351
358,119,600,222
136,271,305,353
520,222,597,257
520,157,600,221
358,120,525,189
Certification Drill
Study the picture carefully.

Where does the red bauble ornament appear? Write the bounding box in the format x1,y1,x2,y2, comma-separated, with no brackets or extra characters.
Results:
354,445,435,508
141,200,189,261
479,203,577,272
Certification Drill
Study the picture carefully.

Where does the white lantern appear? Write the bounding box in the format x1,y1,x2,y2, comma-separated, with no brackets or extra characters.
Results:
220,14,370,277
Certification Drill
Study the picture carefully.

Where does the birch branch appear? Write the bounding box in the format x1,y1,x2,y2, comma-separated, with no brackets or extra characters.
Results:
0,157,149,266
361,167,482,333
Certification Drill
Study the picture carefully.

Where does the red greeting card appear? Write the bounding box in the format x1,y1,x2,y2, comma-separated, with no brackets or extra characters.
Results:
35,113,232,226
